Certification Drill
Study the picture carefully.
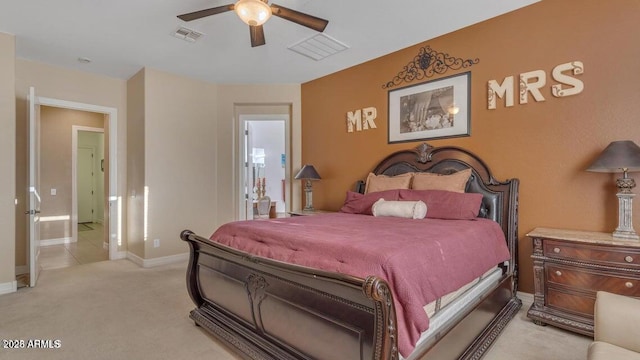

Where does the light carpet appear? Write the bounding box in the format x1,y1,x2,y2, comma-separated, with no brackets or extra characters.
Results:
0,260,591,359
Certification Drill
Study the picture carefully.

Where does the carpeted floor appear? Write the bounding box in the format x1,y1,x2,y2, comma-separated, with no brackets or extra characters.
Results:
0,260,591,359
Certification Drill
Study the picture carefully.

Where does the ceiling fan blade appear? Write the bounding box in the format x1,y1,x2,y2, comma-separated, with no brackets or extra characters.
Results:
270,4,328,32
250,25,266,47
177,4,235,22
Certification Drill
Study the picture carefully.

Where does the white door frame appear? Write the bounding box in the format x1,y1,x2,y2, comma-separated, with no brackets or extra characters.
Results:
27,87,41,287
37,96,123,260
237,113,290,221
72,126,104,244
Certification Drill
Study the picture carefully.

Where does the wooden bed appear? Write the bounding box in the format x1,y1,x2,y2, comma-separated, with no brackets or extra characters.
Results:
181,143,521,360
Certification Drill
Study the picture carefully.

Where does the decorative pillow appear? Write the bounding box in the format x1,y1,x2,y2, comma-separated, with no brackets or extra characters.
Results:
371,199,427,219
364,172,413,194
411,168,472,193
339,190,400,215
398,189,483,220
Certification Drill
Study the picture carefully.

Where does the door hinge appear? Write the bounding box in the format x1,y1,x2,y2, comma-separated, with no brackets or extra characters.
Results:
245,130,249,135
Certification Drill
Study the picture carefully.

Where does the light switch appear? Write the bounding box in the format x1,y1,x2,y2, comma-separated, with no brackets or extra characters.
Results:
51,188,57,196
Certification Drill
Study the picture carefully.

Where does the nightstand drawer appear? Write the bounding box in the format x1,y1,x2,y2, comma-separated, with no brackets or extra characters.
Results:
547,288,595,317
546,264,640,296
544,240,640,268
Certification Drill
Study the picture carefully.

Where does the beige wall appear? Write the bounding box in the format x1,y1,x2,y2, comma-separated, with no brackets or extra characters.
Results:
39,106,104,240
301,0,640,294
144,68,218,258
216,84,302,227
0,33,16,289
125,68,220,259
125,72,302,259
15,59,127,267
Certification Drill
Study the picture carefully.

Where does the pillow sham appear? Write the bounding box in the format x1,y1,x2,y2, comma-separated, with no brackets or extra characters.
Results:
339,189,400,215
411,168,471,193
372,199,427,219
364,172,413,194
398,189,483,220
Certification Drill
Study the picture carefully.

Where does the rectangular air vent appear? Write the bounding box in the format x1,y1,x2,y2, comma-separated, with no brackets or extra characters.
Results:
173,26,204,43
288,33,349,61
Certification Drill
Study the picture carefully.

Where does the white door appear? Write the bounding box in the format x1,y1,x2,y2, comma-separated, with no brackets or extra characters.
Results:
77,147,94,223
27,87,41,287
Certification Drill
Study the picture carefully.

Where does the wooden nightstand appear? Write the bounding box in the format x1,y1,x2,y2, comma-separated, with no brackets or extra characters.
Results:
527,227,640,336
288,209,335,216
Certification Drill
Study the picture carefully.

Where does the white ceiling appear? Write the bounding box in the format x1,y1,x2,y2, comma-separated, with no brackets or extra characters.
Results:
0,0,538,84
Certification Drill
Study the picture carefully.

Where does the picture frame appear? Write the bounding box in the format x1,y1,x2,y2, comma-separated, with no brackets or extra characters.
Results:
388,72,470,143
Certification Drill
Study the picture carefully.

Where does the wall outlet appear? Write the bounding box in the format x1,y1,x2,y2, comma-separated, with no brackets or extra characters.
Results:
153,239,160,248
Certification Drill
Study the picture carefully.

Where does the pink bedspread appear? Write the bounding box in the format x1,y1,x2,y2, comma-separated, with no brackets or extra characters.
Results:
209,213,510,357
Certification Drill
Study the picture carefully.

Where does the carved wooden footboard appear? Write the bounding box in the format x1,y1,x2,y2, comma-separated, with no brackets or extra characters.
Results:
181,229,398,360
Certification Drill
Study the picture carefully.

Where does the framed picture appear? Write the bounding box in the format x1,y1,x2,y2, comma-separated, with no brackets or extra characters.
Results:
388,72,470,143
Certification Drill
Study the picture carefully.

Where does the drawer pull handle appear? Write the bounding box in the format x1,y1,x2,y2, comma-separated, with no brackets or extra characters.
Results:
555,271,562,276
626,282,634,288
625,256,634,263
553,247,561,254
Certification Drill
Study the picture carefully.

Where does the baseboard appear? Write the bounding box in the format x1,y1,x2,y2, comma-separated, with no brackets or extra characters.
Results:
126,252,189,268
0,280,17,296
15,265,28,275
40,237,75,247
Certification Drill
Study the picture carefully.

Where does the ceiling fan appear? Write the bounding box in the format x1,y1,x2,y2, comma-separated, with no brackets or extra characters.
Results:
177,0,329,47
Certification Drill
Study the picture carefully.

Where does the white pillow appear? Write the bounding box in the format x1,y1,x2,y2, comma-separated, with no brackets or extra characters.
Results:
371,199,427,219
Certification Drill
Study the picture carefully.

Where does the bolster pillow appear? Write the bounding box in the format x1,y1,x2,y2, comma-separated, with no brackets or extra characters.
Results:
371,199,427,219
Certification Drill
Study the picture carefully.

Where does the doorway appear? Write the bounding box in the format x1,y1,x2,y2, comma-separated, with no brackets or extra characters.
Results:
239,114,289,220
37,113,109,270
27,95,122,284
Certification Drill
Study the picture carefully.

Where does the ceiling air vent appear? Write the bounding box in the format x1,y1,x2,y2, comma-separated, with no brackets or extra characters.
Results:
173,26,204,43
288,33,349,61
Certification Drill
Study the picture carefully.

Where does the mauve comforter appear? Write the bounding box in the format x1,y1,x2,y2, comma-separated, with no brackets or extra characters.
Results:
209,213,510,357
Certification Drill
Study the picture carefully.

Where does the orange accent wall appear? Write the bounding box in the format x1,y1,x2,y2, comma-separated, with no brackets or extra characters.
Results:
301,0,640,293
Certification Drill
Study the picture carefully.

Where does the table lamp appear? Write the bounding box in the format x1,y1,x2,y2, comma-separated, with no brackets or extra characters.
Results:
587,140,640,240
294,165,321,211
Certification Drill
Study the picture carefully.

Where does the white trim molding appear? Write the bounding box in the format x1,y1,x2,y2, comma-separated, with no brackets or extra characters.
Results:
126,252,189,268
40,237,75,247
0,281,17,295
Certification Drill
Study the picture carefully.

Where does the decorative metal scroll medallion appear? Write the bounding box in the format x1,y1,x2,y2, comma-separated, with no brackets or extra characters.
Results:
383,46,479,89
415,143,433,164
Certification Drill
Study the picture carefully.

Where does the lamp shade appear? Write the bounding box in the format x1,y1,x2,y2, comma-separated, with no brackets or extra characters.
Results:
294,165,321,180
235,0,272,26
586,140,640,173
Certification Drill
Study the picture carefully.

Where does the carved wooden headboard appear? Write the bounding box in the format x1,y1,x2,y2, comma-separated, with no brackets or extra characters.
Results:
356,143,520,280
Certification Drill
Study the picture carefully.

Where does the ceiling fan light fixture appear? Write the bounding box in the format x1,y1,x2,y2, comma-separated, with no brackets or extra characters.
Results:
235,0,272,26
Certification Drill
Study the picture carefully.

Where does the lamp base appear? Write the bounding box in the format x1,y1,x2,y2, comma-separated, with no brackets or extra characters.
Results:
303,182,314,211
613,230,640,240
614,191,639,240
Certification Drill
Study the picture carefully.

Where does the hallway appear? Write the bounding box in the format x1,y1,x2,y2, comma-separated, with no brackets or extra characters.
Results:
39,223,108,270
